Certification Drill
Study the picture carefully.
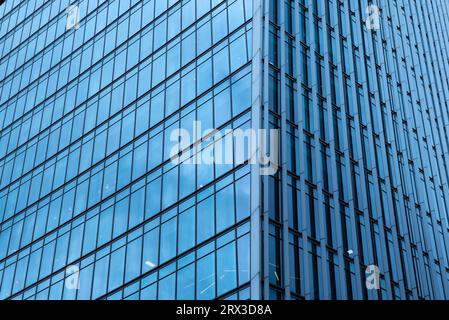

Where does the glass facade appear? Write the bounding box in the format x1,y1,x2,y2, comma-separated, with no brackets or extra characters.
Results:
260,0,449,300
0,0,448,301
0,0,254,300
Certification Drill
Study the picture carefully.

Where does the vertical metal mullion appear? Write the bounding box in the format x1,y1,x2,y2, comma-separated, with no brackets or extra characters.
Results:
261,0,271,300
250,0,265,301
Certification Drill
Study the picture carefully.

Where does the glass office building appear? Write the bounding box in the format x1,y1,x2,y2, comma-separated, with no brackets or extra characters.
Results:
0,0,449,301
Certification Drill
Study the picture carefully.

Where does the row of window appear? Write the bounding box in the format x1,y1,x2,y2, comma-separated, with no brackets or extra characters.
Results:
10,221,251,301
0,0,168,133
1,0,161,76
0,99,252,268
0,0,30,23
0,0,250,119
0,62,251,231
0,0,211,59
0,103,252,258
0,121,251,263
0,0,249,136
0,0,65,51
0,24,251,187
0,180,251,300
0,166,250,297
0,2,250,176
0,0,103,79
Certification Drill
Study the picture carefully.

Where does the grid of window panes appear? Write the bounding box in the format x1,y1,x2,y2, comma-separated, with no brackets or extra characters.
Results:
263,0,449,300
0,0,254,300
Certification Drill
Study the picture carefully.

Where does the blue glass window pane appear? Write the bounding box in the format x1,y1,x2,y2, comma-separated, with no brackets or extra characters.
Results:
177,264,195,299
178,207,195,253
217,242,237,296
160,218,177,263
197,253,215,300
125,238,142,282
216,184,235,233
197,196,215,243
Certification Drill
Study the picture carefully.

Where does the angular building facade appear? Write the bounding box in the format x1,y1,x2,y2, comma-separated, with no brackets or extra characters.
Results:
0,0,448,301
